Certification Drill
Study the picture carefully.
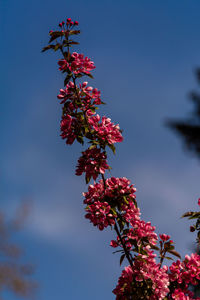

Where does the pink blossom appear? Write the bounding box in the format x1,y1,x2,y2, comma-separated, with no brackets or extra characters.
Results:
60,114,78,145
110,240,118,248
85,201,115,230
113,250,169,299
83,177,138,231
198,198,200,206
169,253,200,297
58,52,95,75
57,81,75,104
76,148,109,180
83,177,136,206
159,233,171,242
88,114,123,144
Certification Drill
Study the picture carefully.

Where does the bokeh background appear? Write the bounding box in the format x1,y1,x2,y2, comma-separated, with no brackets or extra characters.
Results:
1,0,200,299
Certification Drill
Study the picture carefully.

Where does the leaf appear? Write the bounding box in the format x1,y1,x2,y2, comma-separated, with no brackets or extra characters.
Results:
150,245,159,251
41,45,55,52
84,73,94,79
64,74,72,86
120,254,125,266
69,30,81,36
76,136,84,145
181,211,194,218
112,250,123,254
123,196,129,205
164,256,173,260
188,212,200,220
85,175,91,184
108,144,116,154
167,249,181,259
54,44,61,51
69,41,79,45
49,31,64,43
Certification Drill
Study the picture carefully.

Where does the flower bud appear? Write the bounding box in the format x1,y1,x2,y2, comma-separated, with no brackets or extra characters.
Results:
190,226,195,232
74,21,79,26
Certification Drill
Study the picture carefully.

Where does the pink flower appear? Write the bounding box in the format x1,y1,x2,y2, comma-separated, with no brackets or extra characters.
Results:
110,240,118,248
85,201,115,230
58,52,95,75
88,114,123,144
60,114,78,145
83,177,137,231
198,198,200,206
113,250,169,299
70,52,95,74
76,148,110,180
57,81,75,104
159,234,171,242
169,253,200,297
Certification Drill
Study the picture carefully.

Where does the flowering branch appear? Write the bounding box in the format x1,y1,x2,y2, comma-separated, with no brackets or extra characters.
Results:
43,18,200,299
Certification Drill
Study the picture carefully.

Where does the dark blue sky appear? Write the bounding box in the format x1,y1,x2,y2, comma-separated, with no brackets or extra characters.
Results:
1,1,200,299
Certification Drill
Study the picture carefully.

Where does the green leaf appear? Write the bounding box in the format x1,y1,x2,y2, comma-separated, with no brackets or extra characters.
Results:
84,73,94,79
49,31,64,43
164,256,173,260
76,136,84,145
181,211,194,218
69,30,81,36
120,254,125,266
108,144,116,154
54,43,61,51
188,212,200,220
167,249,181,259
64,74,72,86
85,175,91,184
41,45,56,52
123,196,129,205
150,244,159,251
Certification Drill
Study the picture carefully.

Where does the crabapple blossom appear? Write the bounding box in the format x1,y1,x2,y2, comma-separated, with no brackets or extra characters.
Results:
60,114,79,144
76,148,109,180
159,234,171,242
85,201,116,230
88,114,123,144
58,52,95,75
113,248,169,300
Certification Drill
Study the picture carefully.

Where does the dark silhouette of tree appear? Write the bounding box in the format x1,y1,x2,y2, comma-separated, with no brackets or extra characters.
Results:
167,69,200,297
167,68,200,158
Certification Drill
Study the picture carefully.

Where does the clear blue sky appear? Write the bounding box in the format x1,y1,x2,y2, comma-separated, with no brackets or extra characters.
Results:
1,1,200,299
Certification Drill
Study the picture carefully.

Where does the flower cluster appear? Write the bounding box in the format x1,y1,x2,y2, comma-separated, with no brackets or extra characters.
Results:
60,114,79,145
83,177,138,230
83,177,136,206
57,81,102,109
58,52,95,75
76,148,109,181
88,114,123,145
113,248,169,300
85,201,116,231
169,253,200,298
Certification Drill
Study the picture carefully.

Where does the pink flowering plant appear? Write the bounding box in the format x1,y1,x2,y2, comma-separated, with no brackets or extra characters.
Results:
43,18,200,299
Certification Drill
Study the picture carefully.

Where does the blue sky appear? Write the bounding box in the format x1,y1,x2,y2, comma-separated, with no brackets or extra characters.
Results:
1,1,200,299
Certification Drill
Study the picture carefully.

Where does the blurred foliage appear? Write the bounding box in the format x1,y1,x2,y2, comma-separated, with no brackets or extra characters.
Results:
167,68,200,157
0,202,36,299
167,68,200,297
